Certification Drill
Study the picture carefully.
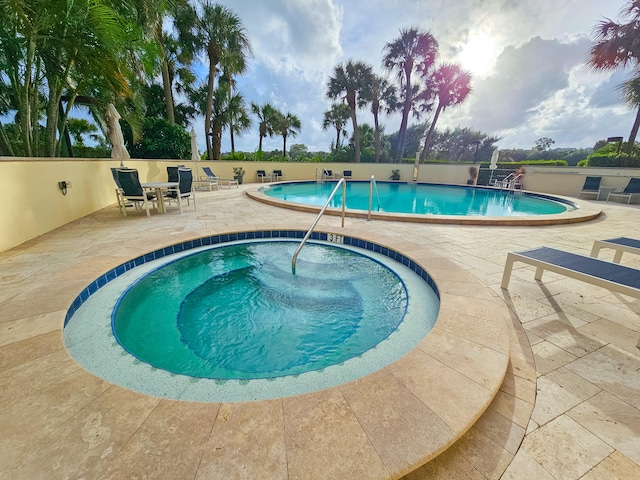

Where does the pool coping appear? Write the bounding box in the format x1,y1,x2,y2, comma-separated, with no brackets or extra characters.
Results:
246,181,602,225
62,228,511,479
64,236,440,402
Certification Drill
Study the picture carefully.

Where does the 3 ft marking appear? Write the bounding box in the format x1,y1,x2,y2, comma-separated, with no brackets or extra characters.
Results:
327,233,344,244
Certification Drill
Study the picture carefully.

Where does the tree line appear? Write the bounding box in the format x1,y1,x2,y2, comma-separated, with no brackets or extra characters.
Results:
2,0,639,163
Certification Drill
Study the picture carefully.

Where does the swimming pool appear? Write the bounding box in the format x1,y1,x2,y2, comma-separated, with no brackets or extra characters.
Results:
64,232,439,401
264,181,572,215
247,181,599,225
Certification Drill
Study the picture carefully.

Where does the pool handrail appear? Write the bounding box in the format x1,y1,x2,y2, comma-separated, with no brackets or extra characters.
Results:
292,177,346,274
368,175,382,221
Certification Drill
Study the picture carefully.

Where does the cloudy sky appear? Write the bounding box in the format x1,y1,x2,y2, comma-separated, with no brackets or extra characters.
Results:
191,0,634,153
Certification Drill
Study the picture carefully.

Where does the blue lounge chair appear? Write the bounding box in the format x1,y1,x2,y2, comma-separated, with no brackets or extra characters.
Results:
501,246,640,298
342,170,353,179
201,166,238,189
577,176,602,199
590,237,640,263
607,177,640,204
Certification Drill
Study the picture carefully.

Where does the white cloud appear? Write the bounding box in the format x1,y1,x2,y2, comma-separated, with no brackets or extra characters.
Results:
189,0,637,153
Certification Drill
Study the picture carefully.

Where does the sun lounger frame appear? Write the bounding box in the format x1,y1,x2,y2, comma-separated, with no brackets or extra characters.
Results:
590,237,640,264
501,246,640,298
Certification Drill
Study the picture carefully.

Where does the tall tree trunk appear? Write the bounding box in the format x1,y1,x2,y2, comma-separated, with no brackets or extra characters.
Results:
161,59,175,124
20,39,38,157
213,118,222,160
228,85,235,153
351,108,360,163
626,105,640,154
157,22,175,125
258,133,263,152
44,81,62,157
205,58,217,160
335,128,341,151
421,104,442,160
57,101,74,157
373,110,381,163
283,134,287,157
396,64,413,163
347,91,360,163
0,121,14,156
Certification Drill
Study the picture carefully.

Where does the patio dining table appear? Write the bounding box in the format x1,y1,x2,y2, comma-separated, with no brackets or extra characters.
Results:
141,182,178,214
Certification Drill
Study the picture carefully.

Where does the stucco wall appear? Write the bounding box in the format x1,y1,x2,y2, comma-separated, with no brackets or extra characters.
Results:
1,156,638,252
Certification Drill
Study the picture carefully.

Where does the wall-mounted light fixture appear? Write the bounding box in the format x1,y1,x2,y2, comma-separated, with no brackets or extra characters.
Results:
58,181,72,195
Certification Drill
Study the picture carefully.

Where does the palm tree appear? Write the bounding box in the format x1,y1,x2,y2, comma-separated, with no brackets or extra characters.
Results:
326,60,374,163
419,63,472,160
322,103,351,151
273,111,301,158
195,2,251,160
67,118,98,146
589,0,640,153
226,90,251,154
366,75,397,163
251,102,277,152
383,28,438,162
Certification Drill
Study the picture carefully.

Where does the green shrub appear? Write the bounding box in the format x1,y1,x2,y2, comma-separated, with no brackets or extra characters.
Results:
585,153,640,167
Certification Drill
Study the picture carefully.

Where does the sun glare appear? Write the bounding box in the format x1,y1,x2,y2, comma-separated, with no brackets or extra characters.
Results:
457,33,500,77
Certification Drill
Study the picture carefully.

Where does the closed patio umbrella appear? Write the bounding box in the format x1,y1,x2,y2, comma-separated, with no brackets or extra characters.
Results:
190,128,200,162
106,104,129,167
190,127,200,178
489,148,499,184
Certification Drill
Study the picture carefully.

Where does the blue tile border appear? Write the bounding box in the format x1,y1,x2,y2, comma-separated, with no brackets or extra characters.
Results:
63,230,440,327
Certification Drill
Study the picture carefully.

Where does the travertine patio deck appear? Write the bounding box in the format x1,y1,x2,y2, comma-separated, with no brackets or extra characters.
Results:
1,184,639,479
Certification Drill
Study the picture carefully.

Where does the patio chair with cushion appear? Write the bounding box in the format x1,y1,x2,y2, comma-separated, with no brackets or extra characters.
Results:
272,169,286,181
201,166,238,189
165,167,196,213
323,169,334,179
607,177,640,204
256,169,271,182
342,170,353,179
115,168,156,217
578,176,602,199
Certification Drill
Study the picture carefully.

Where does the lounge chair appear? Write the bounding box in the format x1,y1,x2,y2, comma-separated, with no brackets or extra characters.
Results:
115,168,156,217
272,169,286,181
342,170,353,179
201,166,238,189
590,237,640,263
501,246,640,298
256,169,271,182
323,169,334,179
607,177,640,204
165,167,196,213
577,176,602,199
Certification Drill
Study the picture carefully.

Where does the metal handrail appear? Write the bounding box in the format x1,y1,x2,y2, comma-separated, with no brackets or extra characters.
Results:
292,178,346,274
368,175,381,220
315,167,323,183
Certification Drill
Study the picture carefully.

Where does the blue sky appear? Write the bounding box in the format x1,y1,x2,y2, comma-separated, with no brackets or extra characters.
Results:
184,0,634,155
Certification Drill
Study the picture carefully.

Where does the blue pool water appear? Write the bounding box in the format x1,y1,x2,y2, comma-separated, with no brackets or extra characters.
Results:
263,181,573,216
64,234,440,401
113,242,408,379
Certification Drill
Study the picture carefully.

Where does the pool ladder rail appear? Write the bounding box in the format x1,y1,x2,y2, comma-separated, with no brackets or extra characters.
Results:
292,178,346,274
